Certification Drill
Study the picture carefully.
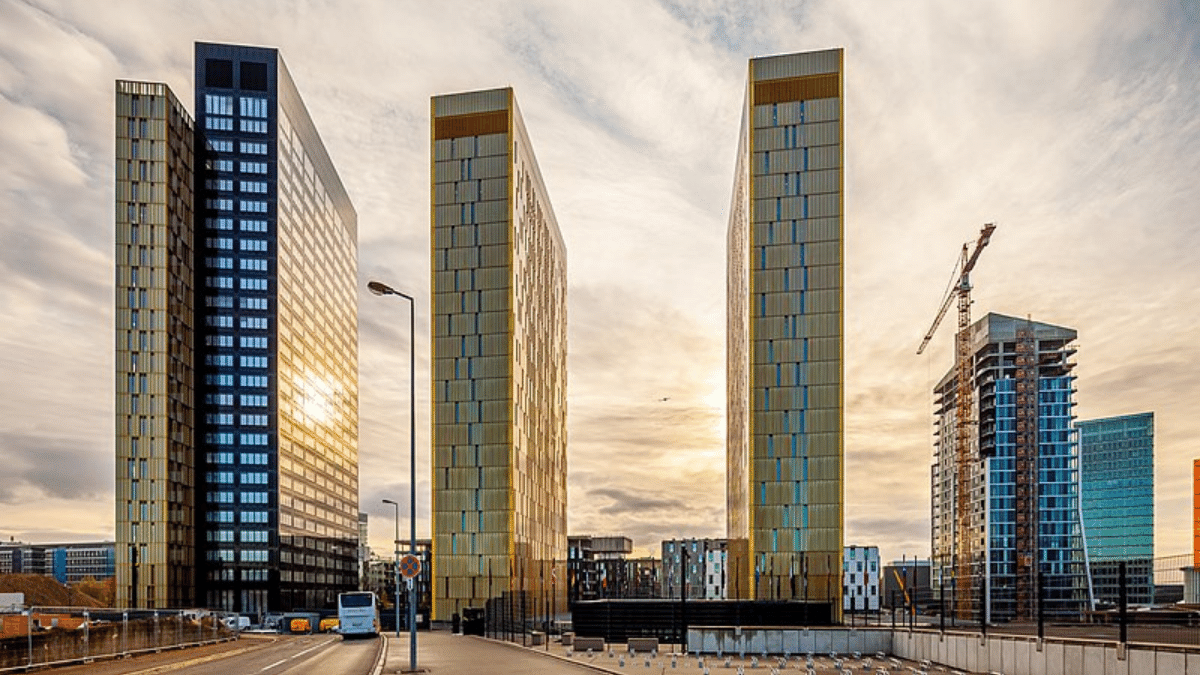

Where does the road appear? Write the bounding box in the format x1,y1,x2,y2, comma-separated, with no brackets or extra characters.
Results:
51,633,381,675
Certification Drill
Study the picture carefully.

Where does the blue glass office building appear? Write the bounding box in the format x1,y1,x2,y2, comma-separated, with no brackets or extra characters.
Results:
193,43,359,614
1078,413,1154,606
932,314,1091,621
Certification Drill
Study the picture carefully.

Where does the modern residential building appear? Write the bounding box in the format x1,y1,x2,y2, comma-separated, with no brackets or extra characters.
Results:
430,88,568,622
116,42,359,613
1078,413,1155,606
115,80,198,609
842,545,879,613
931,313,1090,621
0,541,116,583
662,538,729,599
568,535,631,604
726,49,844,616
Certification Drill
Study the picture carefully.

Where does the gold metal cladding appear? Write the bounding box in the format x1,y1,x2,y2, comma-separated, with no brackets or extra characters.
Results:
434,111,510,140
753,73,840,105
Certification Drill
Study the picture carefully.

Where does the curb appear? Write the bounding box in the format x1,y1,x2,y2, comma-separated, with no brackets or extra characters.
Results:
371,634,388,675
472,636,626,675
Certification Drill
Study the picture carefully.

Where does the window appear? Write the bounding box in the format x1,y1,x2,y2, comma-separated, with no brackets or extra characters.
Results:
240,375,268,387
207,197,234,210
241,317,268,329
206,413,233,425
240,97,269,118
207,549,235,562
240,62,268,91
206,393,234,406
206,315,233,327
207,217,234,231
206,296,234,309
240,200,268,213
240,394,268,407
206,354,233,367
240,141,268,155
205,116,233,131
211,159,234,172
206,452,234,464
206,256,233,269
240,414,268,426
240,549,269,562
240,433,268,446
240,119,268,133
240,219,268,232
240,259,268,271
207,492,234,504
206,276,234,289
207,374,234,386
240,299,268,312
208,139,234,153
240,491,269,504
240,161,268,174
206,432,235,445
207,511,234,523
240,278,268,290
241,510,269,523
241,530,269,543
240,335,268,348
207,237,234,249
240,239,268,251
205,94,233,115
239,180,268,193
207,178,233,191
240,472,269,484
207,530,234,542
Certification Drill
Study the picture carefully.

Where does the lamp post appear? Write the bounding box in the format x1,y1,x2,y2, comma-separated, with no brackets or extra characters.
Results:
369,280,417,672
382,498,401,638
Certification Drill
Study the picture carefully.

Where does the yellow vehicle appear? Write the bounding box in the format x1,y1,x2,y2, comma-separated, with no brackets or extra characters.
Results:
289,618,311,634
319,618,340,633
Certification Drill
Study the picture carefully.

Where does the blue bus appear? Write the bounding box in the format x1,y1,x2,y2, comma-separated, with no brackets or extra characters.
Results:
337,591,380,638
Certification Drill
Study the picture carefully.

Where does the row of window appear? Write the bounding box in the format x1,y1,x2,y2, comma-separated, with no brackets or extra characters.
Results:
205,179,270,193
206,452,269,465
205,217,268,232
208,140,268,155
205,471,270,484
205,413,270,426
207,510,270,523
206,277,269,290
205,332,270,346
204,432,269,445
206,491,270,504
204,257,268,271
206,549,269,562
204,117,269,134
205,315,269,329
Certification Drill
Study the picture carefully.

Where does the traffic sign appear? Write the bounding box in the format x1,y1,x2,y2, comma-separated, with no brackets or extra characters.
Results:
399,554,422,579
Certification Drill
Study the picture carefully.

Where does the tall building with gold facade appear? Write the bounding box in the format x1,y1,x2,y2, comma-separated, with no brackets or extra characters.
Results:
115,80,198,609
726,49,844,617
430,88,568,622
115,43,359,613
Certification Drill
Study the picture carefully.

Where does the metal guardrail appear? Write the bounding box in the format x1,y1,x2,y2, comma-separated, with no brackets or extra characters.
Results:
0,606,239,672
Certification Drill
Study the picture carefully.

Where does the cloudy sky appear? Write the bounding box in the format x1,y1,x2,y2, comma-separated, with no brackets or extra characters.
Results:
1,0,1198,565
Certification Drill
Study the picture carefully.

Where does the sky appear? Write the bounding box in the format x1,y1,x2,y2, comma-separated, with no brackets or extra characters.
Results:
1,0,1198,566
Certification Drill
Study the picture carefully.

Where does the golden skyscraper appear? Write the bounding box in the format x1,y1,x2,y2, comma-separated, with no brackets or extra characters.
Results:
726,49,844,617
430,88,568,622
114,80,198,608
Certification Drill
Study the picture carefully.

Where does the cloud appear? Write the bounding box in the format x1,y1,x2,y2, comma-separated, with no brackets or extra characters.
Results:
1,0,1199,567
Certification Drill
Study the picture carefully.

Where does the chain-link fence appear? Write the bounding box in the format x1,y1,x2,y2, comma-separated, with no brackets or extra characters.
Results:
0,606,239,671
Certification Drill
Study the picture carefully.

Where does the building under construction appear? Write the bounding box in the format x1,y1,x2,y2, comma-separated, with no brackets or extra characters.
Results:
931,313,1091,622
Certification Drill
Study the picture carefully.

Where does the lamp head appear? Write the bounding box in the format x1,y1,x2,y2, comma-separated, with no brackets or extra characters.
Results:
367,280,393,296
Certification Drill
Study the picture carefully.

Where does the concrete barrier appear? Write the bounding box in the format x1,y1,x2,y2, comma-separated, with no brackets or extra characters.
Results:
572,636,605,651
627,637,658,653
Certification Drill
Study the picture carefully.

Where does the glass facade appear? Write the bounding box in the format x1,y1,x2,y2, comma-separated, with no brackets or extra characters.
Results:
1078,412,1155,606
932,314,1090,621
430,88,568,622
191,43,358,614
115,80,197,609
726,49,844,614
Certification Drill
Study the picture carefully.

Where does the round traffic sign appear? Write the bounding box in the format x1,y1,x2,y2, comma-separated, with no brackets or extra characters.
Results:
399,554,422,579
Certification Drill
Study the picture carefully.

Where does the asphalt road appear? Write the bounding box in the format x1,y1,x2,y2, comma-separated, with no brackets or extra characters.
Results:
50,633,381,675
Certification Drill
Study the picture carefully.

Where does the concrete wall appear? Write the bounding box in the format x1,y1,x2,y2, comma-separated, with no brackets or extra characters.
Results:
689,626,1200,675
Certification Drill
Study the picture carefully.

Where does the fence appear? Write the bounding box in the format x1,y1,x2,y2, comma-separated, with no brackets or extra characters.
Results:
0,607,239,671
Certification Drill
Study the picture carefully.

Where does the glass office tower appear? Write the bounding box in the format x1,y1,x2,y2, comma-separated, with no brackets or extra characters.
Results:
115,80,198,609
193,43,358,613
932,313,1090,621
430,88,568,622
726,48,844,616
1078,412,1154,606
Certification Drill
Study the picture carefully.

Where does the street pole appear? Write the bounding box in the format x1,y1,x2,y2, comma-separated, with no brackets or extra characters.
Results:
368,280,418,673
383,499,400,638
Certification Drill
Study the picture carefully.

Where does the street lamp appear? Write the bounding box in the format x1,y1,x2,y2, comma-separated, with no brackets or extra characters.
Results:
382,498,401,638
368,280,417,672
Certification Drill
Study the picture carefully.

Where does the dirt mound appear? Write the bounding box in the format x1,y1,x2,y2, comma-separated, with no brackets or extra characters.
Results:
0,574,104,608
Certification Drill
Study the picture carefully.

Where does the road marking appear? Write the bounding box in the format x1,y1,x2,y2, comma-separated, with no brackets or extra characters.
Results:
260,658,288,671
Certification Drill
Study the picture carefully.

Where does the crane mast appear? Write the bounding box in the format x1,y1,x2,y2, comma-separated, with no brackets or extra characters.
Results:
918,223,995,621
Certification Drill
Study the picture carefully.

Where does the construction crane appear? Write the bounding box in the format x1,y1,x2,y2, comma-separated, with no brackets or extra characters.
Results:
917,222,996,621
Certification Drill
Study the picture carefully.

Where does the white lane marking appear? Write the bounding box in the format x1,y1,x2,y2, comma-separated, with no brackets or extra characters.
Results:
260,659,287,672
259,637,335,671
